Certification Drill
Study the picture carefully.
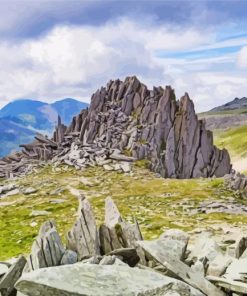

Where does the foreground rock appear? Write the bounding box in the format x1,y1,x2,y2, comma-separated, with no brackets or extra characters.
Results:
16,263,204,296
0,76,231,179
4,197,247,295
0,256,26,296
27,221,65,270
137,240,225,296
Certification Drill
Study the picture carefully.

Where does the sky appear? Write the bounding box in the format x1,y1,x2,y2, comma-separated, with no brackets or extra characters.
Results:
0,0,246,111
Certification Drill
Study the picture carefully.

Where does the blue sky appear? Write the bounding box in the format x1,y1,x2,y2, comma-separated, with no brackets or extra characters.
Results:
0,0,246,111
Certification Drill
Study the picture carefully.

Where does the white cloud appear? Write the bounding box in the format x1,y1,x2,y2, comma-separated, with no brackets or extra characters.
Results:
0,17,246,111
237,46,247,68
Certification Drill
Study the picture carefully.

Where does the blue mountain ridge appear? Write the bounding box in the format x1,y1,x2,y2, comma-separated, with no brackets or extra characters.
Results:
0,98,89,157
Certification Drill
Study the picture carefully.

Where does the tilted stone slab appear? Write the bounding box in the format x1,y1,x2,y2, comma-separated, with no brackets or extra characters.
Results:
0,256,26,296
207,275,247,294
137,240,225,296
16,263,204,296
67,198,100,260
28,221,65,270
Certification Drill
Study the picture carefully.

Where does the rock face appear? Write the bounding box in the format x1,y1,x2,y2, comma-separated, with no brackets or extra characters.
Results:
0,76,231,179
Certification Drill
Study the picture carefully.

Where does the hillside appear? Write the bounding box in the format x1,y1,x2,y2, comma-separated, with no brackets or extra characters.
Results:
210,97,247,112
0,163,244,261
0,118,35,157
199,97,247,173
0,98,89,157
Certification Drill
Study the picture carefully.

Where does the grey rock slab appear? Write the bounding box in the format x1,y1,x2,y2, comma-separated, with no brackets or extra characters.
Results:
67,198,100,261
16,263,204,296
105,197,123,228
207,255,232,277
60,250,78,265
29,221,65,270
223,257,247,282
189,234,222,263
137,240,225,296
23,187,37,195
0,256,26,296
160,229,189,245
30,210,50,217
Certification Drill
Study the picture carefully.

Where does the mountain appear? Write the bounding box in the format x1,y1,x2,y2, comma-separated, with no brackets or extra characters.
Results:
0,76,231,179
210,97,247,112
0,98,89,157
0,118,35,157
0,98,89,131
52,98,89,125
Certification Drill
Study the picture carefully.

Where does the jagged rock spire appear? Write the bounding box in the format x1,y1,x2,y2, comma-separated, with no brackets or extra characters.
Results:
0,76,231,179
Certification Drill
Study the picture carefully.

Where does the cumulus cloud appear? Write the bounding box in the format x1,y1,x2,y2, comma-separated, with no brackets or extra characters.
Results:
0,17,246,111
237,46,247,68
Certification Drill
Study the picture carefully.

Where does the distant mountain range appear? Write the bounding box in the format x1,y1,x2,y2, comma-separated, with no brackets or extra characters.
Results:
209,97,247,112
0,98,89,157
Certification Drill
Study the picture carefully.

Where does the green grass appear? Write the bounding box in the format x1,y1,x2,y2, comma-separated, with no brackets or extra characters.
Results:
0,163,243,260
214,124,247,159
198,108,247,118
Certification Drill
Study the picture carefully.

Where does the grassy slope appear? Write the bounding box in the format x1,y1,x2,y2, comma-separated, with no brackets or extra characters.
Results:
0,163,244,260
214,125,247,159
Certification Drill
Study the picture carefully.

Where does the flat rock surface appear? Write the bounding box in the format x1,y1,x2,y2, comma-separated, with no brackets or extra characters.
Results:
16,263,204,296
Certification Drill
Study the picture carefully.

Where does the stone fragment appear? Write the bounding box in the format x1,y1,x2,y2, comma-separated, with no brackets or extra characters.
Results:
108,248,139,267
105,197,123,228
30,210,50,217
207,255,232,277
0,256,26,296
67,198,100,261
137,240,225,296
60,250,78,265
207,275,247,294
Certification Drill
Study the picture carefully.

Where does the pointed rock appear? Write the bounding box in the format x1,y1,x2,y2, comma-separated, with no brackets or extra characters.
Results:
67,198,100,260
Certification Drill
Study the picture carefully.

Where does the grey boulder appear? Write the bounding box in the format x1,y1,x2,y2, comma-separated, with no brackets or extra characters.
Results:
16,263,204,296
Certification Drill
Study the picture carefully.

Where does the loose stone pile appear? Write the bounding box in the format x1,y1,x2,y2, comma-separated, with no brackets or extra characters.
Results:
1,197,247,295
225,171,247,197
0,76,231,179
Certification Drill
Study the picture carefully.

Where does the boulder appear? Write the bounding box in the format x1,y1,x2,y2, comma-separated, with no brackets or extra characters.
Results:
16,263,204,296
137,240,225,296
189,234,222,263
60,250,78,265
207,255,232,277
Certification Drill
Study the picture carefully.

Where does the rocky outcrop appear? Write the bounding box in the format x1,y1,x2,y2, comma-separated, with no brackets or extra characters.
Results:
0,76,231,179
2,198,247,295
224,171,247,197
